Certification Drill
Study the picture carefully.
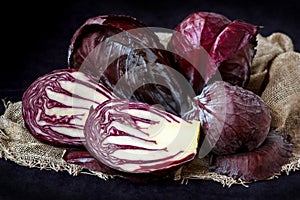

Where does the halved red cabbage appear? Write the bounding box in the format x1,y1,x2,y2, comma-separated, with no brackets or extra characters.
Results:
209,129,293,182
183,81,271,155
22,68,117,147
84,99,200,173
67,14,191,116
168,12,259,94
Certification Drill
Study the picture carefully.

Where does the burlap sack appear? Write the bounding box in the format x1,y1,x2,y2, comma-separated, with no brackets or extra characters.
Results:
247,33,294,95
261,51,300,156
0,32,299,187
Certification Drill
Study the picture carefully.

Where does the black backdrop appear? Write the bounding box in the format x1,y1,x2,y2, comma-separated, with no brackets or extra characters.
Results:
1,0,300,199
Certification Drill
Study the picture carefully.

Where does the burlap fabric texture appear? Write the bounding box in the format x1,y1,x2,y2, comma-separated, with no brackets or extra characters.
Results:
0,32,299,187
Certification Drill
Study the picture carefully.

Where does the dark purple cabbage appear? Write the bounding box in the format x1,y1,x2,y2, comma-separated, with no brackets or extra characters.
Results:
68,14,191,115
209,129,293,182
63,149,115,173
22,68,117,147
83,99,200,173
168,12,259,94
183,81,271,155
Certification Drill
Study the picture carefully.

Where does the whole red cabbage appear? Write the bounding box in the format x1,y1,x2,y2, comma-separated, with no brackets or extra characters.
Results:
183,81,271,155
68,14,191,115
168,12,259,94
22,68,117,147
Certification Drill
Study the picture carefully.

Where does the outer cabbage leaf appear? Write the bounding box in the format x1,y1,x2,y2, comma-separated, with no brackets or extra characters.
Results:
209,129,293,182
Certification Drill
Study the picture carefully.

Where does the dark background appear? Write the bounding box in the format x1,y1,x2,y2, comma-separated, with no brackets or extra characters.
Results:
1,0,300,199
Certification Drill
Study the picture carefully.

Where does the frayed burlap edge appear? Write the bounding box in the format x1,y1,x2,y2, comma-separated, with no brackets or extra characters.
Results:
174,164,250,187
1,101,299,188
